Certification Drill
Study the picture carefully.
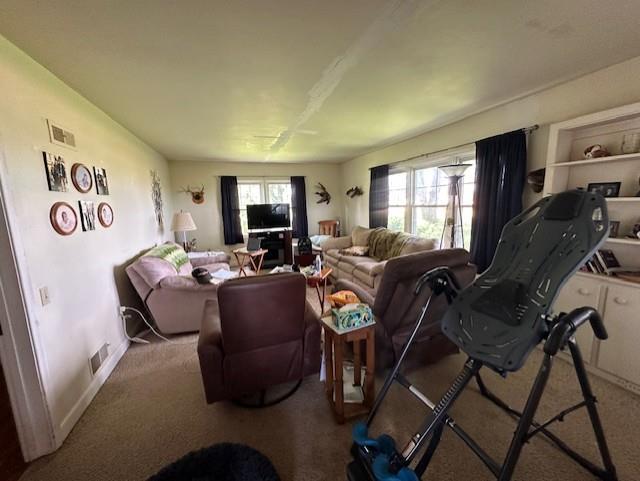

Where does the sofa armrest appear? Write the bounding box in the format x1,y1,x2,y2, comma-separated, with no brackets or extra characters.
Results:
159,275,219,291
321,235,352,251
334,279,375,307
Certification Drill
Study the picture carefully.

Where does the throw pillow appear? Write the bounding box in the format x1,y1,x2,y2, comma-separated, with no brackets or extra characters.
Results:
340,245,370,256
351,226,373,246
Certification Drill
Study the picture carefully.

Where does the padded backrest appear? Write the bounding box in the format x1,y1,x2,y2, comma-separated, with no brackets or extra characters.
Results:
441,190,609,371
217,273,307,354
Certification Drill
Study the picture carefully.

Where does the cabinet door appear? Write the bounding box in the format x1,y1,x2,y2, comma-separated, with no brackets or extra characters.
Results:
553,275,600,363
598,284,640,385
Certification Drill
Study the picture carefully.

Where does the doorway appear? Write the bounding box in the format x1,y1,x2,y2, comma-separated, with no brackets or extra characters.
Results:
0,358,27,481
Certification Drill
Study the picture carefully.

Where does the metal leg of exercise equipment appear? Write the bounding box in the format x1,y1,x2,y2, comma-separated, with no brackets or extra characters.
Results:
348,190,619,481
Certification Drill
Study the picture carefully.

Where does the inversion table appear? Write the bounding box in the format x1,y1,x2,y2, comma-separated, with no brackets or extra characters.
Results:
348,189,618,481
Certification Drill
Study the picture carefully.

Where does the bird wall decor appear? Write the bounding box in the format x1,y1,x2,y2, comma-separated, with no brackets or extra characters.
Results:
346,186,364,198
315,183,331,204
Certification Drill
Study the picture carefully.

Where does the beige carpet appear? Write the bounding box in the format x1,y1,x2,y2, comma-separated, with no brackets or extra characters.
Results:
20,288,639,480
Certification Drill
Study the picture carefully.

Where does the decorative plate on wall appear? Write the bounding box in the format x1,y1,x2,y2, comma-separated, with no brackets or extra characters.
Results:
71,163,93,193
50,201,78,235
97,202,114,228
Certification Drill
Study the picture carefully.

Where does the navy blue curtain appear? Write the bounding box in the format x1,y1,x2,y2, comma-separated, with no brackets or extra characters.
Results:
220,176,244,245
290,176,308,238
470,129,527,272
369,164,389,228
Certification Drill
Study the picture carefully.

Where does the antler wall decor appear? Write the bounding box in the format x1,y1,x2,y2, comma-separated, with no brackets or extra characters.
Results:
315,183,331,204
180,185,205,204
346,186,364,198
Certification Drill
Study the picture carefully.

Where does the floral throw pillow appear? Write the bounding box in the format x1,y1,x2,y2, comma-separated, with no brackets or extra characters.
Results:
340,245,370,256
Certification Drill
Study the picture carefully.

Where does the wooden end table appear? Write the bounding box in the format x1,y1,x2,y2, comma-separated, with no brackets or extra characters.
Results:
233,248,268,277
306,267,332,312
321,316,375,424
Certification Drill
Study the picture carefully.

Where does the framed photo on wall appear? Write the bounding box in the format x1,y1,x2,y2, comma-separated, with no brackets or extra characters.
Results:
94,167,109,195
71,163,93,193
97,202,114,228
587,182,621,198
50,202,78,235
78,200,96,231
43,152,68,192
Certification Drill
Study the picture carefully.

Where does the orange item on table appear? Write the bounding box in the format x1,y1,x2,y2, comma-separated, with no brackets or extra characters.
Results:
328,290,361,308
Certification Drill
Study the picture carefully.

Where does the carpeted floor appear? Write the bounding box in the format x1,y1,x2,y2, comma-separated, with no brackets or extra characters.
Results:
19,288,640,481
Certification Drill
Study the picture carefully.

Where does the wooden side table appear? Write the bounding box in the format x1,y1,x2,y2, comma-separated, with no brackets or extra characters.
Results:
321,316,375,424
233,248,268,277
306,267,332,312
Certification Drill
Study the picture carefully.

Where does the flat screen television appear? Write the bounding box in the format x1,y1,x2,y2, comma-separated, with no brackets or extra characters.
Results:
247,203,290,230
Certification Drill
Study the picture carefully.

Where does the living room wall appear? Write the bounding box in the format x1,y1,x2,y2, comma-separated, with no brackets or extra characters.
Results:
0,35,172,451
168,160,343,251
340,55,640,232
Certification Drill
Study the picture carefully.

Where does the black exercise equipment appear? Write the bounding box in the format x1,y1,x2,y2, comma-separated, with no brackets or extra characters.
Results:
348,189,618,481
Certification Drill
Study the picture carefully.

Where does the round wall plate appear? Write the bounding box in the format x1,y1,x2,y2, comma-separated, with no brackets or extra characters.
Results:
97,202,114,227
71,163,93,193
50,201,78,235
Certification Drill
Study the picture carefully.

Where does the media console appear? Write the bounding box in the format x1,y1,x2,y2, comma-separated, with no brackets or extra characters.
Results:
247,229,293,267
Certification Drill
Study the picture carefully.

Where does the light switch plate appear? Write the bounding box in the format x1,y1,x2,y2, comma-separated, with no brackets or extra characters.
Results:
39,286,50,306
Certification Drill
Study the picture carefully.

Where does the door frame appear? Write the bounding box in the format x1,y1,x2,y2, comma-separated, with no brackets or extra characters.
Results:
0,134,55,460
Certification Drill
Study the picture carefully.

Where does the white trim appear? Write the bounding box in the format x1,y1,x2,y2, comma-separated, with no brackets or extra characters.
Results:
55,338,129,443
0,134,56,460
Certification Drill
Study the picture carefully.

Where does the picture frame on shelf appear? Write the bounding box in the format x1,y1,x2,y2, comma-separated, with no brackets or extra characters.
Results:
609,221,620,238
78,200,96,231
587,182,621,198
43,152,68,192
97,202,114,228
71,163,93,193
49,202,77,235
94,167,109,195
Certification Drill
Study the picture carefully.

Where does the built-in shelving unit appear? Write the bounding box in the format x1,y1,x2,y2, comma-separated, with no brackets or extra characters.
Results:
545,102,640,395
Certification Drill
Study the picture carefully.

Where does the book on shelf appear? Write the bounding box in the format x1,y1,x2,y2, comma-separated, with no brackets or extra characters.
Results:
581,249,621,276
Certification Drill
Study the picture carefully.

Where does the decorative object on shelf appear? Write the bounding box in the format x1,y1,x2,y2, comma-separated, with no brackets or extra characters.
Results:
621,132,640,154
43,152,68,192
314,182,331,204
179,185,205,204
526,168,545,193
632,222,640,239
150,170,164,229
49,201,77,235
346,186,364,198
438,159,472,248
70,163,93,193
583,144,610,159
93,167,109,195
78,200,96,231
97,202,114,228
171,210,197,251
587,182,620,198
609,220,620,238
186,238,197,252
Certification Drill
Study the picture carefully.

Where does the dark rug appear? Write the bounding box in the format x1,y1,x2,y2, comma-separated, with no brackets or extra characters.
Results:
148,443,280,481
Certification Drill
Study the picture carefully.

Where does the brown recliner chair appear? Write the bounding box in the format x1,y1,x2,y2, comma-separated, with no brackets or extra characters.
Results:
335,249,476,371
198,273,321,405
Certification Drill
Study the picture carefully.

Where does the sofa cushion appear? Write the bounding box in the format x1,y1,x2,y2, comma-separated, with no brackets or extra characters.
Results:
144,243,189,271
400,237,437,255
133,256,181,288
340,245,370,256
351,226,374,246
354,260,387,277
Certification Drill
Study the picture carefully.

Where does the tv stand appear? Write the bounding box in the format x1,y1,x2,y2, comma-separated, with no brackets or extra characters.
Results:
248,229,292,267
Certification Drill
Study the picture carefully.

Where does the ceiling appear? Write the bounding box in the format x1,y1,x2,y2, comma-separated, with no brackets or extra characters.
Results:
2,0,640,163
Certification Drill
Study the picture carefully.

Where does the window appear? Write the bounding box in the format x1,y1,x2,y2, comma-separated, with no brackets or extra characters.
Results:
237,179,292,233
387,156,476,249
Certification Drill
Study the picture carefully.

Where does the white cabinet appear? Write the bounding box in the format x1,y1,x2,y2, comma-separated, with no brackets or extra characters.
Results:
597,283,640,385
553,275,600,363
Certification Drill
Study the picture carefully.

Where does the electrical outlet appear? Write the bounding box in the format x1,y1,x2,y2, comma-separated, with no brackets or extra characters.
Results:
39,286,50,306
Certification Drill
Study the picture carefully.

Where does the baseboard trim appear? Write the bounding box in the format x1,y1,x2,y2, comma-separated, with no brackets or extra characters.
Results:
54,338,130,447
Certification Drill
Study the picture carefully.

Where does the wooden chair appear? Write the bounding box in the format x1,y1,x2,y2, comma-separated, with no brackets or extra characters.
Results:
318,220,340,237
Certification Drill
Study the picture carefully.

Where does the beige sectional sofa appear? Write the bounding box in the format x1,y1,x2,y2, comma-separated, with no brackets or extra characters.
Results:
323,226,436,296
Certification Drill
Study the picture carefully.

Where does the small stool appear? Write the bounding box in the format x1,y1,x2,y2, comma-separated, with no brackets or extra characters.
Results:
321,316,375,424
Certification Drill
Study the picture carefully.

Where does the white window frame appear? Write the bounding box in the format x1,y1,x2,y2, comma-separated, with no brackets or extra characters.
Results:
237,177,292,233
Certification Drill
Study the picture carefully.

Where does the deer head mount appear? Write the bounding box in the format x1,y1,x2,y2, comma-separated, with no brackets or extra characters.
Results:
315,183,331,204
180,185,205,204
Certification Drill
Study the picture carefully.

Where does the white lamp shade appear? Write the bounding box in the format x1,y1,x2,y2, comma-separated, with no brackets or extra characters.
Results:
171,211,197,232
439,163,472,178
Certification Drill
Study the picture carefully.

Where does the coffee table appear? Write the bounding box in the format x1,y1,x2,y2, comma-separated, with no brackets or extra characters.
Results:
233,248,268,277
306,267,332,312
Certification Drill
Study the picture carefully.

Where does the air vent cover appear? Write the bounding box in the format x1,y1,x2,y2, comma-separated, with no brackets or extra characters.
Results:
47,119,76,149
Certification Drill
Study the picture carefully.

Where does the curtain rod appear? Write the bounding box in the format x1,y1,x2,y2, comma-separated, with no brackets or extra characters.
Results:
370,124,539,169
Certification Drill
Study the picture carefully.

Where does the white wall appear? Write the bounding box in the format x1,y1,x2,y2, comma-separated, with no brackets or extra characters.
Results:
340,56,640,231
0,35,172,449
168,160,343,250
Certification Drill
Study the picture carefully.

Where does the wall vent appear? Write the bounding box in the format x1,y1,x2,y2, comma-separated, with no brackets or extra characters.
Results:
47,119,76,149
89,343,110,376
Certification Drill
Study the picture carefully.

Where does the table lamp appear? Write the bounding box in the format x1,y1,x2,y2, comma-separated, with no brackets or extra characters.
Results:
171,211,197,251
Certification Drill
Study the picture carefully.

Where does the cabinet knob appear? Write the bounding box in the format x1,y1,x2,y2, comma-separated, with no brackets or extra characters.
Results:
577,288,591,296
614,296,628,305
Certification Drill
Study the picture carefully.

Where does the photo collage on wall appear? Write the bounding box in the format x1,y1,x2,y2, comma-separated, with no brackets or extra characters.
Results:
44,151,114,236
